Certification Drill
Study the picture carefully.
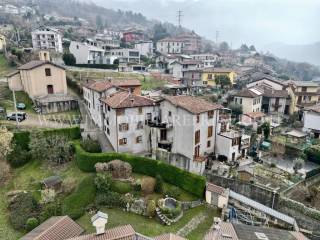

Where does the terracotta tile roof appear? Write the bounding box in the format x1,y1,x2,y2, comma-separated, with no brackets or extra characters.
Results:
21,216,84,240
244,112,265,119
234,89,262,98
154,233,186,240
18,60,65,70
202,67,234,73
68,225,136,240
84,80,141,93
305,104,320,113
206,183,225,195
261,88,288,98
204,222,238,240
163,95,223,114
101,91,155,109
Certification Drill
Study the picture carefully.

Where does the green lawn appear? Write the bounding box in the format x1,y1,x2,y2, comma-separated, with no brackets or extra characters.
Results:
77,205,216,238
0,159,90,240
0,54,13,77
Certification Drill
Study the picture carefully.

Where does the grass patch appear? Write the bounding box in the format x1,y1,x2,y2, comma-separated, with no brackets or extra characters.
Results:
77,205,211,237
111,181,132,194
0,54,13,77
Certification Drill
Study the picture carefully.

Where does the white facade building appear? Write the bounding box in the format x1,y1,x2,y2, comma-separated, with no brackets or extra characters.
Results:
156,38,184,54
303,104,320,139
134,41,153,57
190,53,220,68
69,41,105,64
106,48,140,64
234,88,263,114
32,27,63,53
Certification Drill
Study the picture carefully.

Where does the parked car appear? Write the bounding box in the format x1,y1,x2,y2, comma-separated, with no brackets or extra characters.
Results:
16,103,26,110
7,112,27,122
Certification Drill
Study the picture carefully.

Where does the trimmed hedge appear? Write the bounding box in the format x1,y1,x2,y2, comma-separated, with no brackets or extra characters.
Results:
13,127,81,151
62,176,96,219
73,142,206,197
305,145,320,164
74,64,118,70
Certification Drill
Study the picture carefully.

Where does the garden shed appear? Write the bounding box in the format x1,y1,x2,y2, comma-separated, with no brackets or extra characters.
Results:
41,176,62,192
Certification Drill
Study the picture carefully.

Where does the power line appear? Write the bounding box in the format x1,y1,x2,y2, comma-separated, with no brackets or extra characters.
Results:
177,10,183,27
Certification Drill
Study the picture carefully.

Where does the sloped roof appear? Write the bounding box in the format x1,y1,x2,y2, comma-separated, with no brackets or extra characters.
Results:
68,225,135,240
18,61,65,70
101,91,155,109
244,112,265,119
84,79,141,93
261,87,288,98
304,104,320,113
234,89,262,98
21,216,84,240
41,175,62,188
202,67,234,73
163,95,223,114
154,233,186,240
206,183,226,195
286,80,319,87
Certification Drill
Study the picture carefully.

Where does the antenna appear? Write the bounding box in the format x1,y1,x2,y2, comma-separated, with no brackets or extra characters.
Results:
177,10,183,27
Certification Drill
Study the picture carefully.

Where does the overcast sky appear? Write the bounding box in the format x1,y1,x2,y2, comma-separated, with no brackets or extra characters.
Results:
93,0,320,49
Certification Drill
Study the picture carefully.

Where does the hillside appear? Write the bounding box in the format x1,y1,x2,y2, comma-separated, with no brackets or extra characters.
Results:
263,42,320,66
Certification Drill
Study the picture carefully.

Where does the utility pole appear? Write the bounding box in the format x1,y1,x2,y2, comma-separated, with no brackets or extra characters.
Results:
177,10,183,27
12,88,19,128
215,30,219,44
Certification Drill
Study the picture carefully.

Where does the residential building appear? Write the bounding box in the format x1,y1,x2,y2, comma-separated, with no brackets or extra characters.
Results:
303,104,320,138
202,68,237,86
169,60,200,81
239,112,266,130
234,88,263,114
190,53,220,68
182,69,203,92
31,27,63,53
247,75,287,90
83,79,142,129
106,48,140,64
122,29,145,43
94,34,121,49
7,59,78,113
134,40,154,57
156,38,184,54
260,87,289,115
286,80,320,113
205,222,307,240
0,34,6,52
150,95,223,174
4,4,19,14
69,41,105,64
176,32,202,54
101,91,158,154
216,109,251,161
205,183,229,209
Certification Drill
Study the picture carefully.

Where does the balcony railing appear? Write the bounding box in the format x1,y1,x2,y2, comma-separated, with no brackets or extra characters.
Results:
146,120,173,129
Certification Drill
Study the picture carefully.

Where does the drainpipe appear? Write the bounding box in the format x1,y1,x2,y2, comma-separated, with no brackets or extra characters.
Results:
271,190,276,209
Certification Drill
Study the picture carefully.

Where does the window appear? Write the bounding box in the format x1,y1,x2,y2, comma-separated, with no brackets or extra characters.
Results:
194,145,200,157
196,114,200,123
137,121,143,129
138,107,143,114
106,118,109,125
119,123,129,132
47,85,54,94
160,129,167,141
136,136,143,143
168,111,172,117
207,140,211,148
302,87,307,92
208,126,213,138
119,138,127,145
45,68,51,76
107,128,110,135
108,106,111,111
208,74,213,80
232,137,239,146
240,98,243,104
195,130,200,144
208,110,214,119
116,109,125,116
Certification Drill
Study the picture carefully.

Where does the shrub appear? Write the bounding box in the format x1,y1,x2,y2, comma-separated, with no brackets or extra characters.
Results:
7,145,31,168
95,192,126,208
141,177,156,195
9,192,39,230
164,186,181,199
80,139,102,153
62,176,96,219
155,175,163,193
305,145,320,164
25,217,39,231
73,142,206,197
111,181,132,194
270,163,276,168
39,201,62,222
146,200,156,217
63,52,76,66
95,173,112,193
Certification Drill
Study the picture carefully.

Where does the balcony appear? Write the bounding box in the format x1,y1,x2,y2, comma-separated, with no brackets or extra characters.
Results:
193,155,207,162
158,138,173,152
146,120,173,129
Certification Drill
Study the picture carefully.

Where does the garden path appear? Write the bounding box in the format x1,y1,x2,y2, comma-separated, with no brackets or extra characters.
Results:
176,212,208,237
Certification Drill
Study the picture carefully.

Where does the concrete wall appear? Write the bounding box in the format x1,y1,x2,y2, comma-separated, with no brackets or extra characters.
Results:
7,73,23,91
247,79,284,90
235,96,262,114
303,111,320,132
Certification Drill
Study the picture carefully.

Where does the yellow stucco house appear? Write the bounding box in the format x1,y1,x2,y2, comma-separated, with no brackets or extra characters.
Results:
202,67,237,86
0,34,6,52
7,60,78,114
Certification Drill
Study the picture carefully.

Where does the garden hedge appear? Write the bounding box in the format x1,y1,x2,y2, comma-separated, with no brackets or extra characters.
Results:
305,145,320,164
74,64,118,70
73,141,206,198
62,176,96,219
13,127,81,150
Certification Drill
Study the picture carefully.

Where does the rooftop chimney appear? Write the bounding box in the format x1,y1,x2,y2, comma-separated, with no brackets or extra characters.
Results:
91,211,108,235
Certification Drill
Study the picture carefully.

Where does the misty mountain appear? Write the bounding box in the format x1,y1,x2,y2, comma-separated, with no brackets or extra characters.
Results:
263,42,320,66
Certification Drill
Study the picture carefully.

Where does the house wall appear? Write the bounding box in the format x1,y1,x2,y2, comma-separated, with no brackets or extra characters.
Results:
31,29,63,53
170,63,183,80
216,134,239,160
247,79,284,90
156,41,183,54
202,71,237,86
234,96,262,114
7,73,23,91
303,111,320,132
134,41,153,57
268,97,286,114
20,64,67,99
70,41,105,64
